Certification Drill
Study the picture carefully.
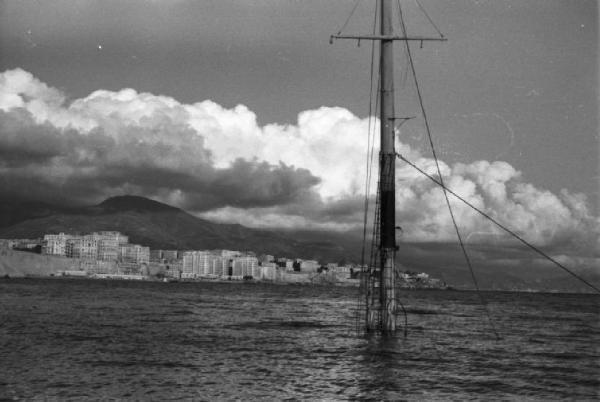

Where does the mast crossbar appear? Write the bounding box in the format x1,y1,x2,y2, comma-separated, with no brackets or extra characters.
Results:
330,34,446,42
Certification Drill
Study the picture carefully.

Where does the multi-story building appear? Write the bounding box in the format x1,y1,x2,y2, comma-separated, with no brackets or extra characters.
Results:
275,257,293,270
66,235,98,260
261,262,278,281
260,254,275,264
42,233,72,256
44,231,129,261
251,263,262,279
94,231,128,261
220,249,241,260
182,251,235,278
299,259,320,272
210,255,229,277
94,231,128,245
149,249,179,262
182,251,194,276
97,238,118,261
163,261,182,279
150,249,162,262
231,256,258,278
162,250,179,262
119,244,150,264
182,251,208,277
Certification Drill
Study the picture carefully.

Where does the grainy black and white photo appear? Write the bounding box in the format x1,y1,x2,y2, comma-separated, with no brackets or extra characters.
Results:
0,0,598,400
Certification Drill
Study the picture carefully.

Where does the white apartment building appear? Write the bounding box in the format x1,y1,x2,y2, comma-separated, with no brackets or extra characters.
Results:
220,249,242,260
212,256,229,277
300,259,320,272
66,235,98,260
44,231,129,262
182,251,209,277
231,256,258,278
260,263,278,281
97,238,118,261
42,233,72,256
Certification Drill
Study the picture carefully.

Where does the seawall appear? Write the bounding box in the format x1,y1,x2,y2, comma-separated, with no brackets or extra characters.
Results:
0,248,81,277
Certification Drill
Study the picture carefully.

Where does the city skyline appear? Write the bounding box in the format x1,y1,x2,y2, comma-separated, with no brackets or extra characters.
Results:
0,1,597,274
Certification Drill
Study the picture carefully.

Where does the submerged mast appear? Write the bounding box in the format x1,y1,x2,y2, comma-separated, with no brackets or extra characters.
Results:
378,0,397,334
331,0,445,335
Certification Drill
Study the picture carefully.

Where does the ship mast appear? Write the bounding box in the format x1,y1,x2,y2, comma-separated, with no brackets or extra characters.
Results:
331,0,445,335
378,0,397,334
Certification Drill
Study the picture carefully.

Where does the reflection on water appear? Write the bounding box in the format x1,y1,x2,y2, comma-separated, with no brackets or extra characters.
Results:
0,278,598,400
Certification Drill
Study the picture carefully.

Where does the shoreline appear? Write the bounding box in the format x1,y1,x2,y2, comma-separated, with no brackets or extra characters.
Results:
3,275,596,295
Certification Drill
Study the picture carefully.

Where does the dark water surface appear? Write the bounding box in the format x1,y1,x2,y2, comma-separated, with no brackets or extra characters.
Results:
0,278,598,401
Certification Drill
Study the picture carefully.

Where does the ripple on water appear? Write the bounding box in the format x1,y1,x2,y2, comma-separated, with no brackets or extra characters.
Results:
0,278,598,400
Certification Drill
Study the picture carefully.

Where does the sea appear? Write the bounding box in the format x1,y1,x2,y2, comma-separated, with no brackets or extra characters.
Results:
0,278,598,401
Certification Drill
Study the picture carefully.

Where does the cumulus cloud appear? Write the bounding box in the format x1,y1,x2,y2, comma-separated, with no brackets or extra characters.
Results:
395,153,599,251
0,69,321,212
0,68,598,254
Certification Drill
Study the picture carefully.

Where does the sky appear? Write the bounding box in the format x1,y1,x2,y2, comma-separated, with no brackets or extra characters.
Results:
0,0,598,270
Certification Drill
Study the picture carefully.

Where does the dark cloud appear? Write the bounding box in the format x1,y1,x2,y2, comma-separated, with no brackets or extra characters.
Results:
0,107,322,211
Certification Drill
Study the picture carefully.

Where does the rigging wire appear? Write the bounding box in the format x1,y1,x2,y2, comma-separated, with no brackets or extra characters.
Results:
396,0,501,340
360,1,379,271
396,153,600,295
415,0,445,38
337,0,361,35
358,0,380,334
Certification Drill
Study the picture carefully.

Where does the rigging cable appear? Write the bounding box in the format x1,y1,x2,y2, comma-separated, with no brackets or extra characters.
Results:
337,0,361,35
358,0,380,334
415,0,445,38
395,153,600,295
396,0,501,340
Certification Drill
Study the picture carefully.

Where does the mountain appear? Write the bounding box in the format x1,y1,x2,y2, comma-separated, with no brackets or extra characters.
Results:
98,195,181,213
0,195,361,262
0,199,74,228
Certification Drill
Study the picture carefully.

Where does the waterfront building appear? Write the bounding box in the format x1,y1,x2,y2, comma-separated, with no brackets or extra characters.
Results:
42,233,72,256
252,264,262,279
210,256,228,277
97,238,119,261
260,254,275,264
162,250,179,262
163,264,181,279
300,259,320,272
182,250,214,277
66,235,98,260
182,251,194,276
219,249,241,259
44,231,128,261
150,249,180,263
275,258,294,271
94,231,128,245
150,249,162,262
198,251,214,276
232,256,258,278
260,263,278,281
119,244,150,264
